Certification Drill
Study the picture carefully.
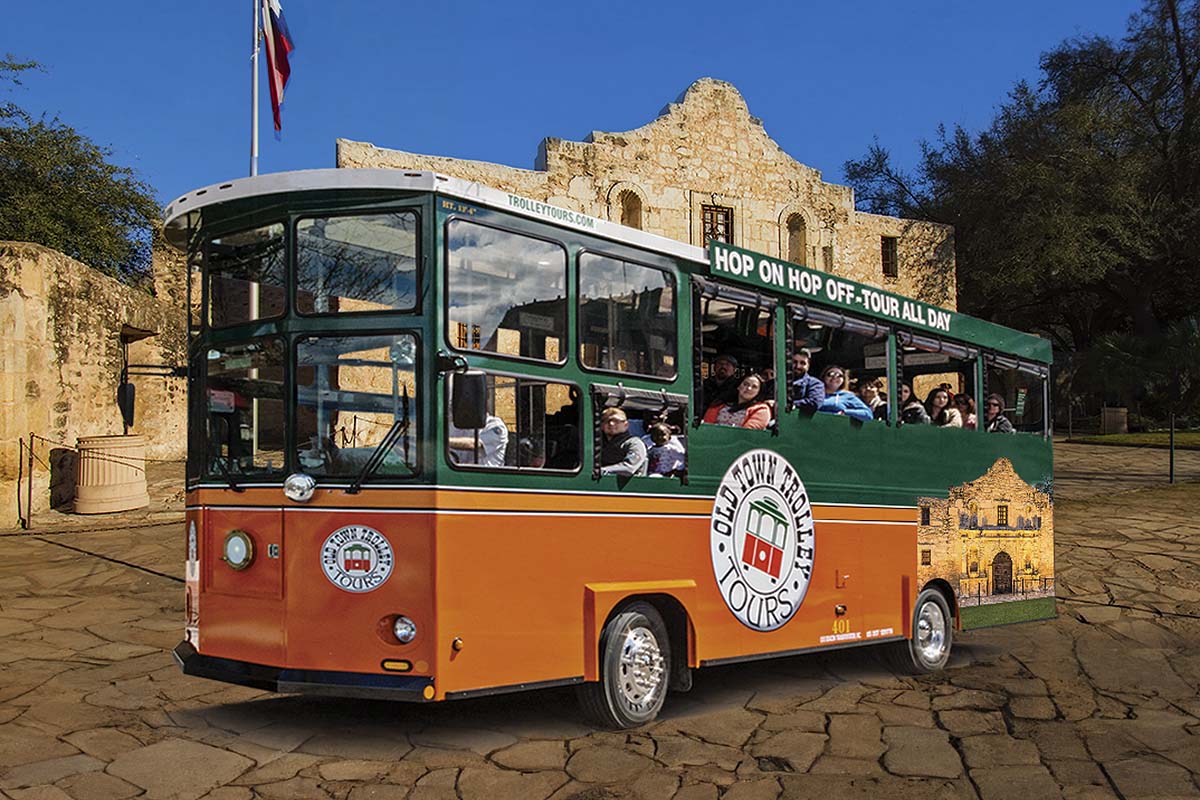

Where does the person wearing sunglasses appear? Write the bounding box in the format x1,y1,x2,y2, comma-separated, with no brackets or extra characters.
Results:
983,393,1015,433
816,365,875,423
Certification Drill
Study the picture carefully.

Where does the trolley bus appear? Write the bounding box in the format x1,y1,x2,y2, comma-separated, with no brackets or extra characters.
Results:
164,169,1054,728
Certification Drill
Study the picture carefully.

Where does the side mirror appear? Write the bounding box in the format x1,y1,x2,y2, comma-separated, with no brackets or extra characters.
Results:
117,382,136,429
451,371,487,429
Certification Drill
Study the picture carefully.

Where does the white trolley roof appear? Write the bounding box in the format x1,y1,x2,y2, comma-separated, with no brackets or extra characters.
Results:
162,168,706,265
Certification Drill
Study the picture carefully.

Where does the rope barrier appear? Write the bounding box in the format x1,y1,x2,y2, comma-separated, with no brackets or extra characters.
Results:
29,433,187,467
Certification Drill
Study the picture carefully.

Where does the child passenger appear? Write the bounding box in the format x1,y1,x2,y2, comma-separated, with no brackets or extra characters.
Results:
642,423,686,476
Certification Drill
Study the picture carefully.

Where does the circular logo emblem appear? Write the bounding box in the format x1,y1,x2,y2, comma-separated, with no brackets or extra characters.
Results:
320,525,394,593
710,449,815,631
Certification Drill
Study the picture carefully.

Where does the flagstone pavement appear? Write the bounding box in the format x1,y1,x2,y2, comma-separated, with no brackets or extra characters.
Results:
1,443,1198,800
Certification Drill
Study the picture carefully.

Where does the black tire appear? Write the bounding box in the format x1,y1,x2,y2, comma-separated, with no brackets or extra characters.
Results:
886,587,953,674
577,601,671,729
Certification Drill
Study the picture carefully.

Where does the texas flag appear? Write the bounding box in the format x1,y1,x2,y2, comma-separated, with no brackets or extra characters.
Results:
261,0,295,132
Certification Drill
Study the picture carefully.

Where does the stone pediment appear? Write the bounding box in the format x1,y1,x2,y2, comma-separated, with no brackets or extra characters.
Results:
537,78,824,185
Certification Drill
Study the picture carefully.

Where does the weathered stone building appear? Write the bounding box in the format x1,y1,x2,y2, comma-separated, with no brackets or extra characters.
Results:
337,78,956,308
0,243,187,527
917,458,1055,608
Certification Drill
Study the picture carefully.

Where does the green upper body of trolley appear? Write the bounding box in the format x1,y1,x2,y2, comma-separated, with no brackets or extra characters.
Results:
164,169,1052,508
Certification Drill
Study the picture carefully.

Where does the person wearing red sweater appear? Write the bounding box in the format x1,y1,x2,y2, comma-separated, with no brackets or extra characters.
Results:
703,374,772,430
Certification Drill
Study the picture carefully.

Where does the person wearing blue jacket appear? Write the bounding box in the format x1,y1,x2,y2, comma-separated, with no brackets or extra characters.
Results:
816,365,875,423
789,349,826,413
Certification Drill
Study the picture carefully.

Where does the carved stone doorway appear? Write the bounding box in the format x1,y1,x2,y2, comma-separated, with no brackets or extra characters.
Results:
992,551,1013,594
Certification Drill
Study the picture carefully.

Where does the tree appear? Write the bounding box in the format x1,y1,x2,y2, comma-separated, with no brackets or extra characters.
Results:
0,55,160,284
1084,315,1200,421
844,0,1200,353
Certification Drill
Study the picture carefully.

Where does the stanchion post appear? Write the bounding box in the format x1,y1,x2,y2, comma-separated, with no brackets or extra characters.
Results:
1169,411,1175,484
26,432,35,530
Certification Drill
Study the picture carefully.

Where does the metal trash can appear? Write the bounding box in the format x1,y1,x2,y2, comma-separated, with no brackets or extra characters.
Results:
74,435,150,514
1101,407,1129,435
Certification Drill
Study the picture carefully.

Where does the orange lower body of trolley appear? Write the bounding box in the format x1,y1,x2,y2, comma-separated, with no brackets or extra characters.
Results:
177,486,930,727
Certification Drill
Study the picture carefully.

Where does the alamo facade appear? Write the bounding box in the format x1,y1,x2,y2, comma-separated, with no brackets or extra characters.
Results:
917,458,1055,608
337,78,957,309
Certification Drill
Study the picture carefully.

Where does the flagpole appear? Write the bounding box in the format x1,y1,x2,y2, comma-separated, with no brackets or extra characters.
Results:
250,0,260,177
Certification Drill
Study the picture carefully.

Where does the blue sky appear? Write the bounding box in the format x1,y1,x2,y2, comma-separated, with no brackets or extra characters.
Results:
6,1,1140,207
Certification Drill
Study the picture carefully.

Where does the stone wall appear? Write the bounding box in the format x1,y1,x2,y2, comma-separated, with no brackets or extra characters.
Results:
0,242,187,528
337,78,956,309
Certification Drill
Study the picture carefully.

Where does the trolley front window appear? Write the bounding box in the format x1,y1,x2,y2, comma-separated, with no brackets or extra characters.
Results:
296,212,419,314
202,338,286,479
295,334,419,478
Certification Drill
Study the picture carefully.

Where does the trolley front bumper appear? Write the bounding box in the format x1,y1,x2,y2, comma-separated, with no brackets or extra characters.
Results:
173,641,434,702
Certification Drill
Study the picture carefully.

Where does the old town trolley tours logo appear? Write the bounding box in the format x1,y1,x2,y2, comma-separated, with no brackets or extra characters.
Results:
710,449,815,631
320,525,394,593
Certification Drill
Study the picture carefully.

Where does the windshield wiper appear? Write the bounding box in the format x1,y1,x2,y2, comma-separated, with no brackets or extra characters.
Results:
347,418,409,495
211,455,245,493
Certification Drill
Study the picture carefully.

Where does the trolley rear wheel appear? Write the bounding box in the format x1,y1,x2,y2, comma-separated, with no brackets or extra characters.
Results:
887,587,953,673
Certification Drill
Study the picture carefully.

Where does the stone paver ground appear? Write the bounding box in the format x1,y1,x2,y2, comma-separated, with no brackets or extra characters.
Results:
1,444,1198,799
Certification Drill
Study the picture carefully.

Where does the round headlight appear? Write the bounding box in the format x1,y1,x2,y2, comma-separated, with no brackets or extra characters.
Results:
393,616,417,644
284,472,317,503
222,530,254,571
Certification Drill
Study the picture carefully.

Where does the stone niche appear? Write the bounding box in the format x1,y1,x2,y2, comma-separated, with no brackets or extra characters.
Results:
0,242,187,527
337,77,956,309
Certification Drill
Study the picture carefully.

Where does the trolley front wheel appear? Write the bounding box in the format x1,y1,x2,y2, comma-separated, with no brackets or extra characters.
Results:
577,601,671,729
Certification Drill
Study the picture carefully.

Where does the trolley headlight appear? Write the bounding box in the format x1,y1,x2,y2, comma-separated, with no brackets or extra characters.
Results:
222,530,254,571
392,616,418,644
284,472,317,503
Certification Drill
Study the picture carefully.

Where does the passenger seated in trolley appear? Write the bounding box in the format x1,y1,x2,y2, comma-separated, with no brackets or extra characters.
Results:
642,422,686,476
898,383,931,426
983,394,1016,433
816,366,875,422
788,348,825,413
599,407,648,477
447,414,509,466
703,373,772,429
925,387,963,428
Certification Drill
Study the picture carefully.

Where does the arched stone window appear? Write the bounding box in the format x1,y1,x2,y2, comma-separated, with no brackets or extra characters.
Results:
619,190,643,230
786,214,807,265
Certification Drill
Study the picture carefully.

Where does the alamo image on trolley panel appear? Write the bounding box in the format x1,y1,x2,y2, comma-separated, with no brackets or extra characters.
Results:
336,78,956,309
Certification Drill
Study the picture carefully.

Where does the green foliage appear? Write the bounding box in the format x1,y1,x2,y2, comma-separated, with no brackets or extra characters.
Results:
844,0,1200,353
1083,315,1200,418
0,54,159,284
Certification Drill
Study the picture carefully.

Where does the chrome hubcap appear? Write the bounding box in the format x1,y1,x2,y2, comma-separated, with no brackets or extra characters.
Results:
916,601,947,664
617,626,665,709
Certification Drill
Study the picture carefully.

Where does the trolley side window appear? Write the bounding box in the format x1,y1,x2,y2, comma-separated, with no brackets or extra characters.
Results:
986,356,1049,436
206,223,286,328
578,252,676,379
202,337,286,477
894,332,979,429
446,220,567,364
446,372,581,471
788,305,890,424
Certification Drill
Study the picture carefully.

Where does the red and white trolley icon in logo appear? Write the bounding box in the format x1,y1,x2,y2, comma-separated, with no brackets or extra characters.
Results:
740,497,789,579
342,543,372,572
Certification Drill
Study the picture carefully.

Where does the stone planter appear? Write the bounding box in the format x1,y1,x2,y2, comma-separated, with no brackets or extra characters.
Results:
75,435,150,514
